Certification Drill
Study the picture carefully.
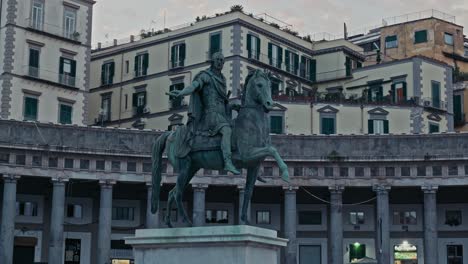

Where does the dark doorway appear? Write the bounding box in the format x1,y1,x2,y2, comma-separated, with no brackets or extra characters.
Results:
13,245,35,264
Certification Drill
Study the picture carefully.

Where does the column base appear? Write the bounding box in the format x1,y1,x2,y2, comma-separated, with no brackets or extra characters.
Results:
125,225,287,264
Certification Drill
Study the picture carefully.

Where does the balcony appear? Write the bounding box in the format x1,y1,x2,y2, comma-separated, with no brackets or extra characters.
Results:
23,66,78,89
170,59,185,69
421,97,448,111
455,113,466,127
25,18,81,43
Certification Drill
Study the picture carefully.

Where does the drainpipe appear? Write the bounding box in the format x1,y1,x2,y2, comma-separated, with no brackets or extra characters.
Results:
310,103,314,134
360,104,364,133
0,0,3,28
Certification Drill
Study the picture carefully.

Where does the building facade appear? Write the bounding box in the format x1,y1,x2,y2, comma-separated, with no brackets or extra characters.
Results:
0,0,95,125
1,121,468,264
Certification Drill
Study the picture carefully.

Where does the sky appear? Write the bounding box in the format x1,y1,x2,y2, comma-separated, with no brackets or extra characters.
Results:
92,0,468,46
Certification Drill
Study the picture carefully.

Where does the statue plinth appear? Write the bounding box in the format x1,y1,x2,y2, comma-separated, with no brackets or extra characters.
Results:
125,225,287,264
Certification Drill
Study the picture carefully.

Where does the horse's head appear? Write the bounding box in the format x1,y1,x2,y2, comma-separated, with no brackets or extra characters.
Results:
243,69,274,112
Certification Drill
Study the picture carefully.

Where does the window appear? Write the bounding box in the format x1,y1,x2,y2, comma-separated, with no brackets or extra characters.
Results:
392,81,407,103
127,162,137,172
31,0,44,30
59,103,73,124
268,43,283,68
294,167,303,176
308,167,318,177
134,53,149,77
66,204,82,218
15,154,25,165
143,162,152,173
24,96,38,121
205,209,228,224
0,153,9,164
100,95,111,122
28,48,40,77
63,9,77,39
285,50,299,75
371,167,380,177
321,117,335,135
449,166,459,176
445,210,462,226
393,211,417,225
171,43,186,68
48,157,58,168
417,166,426,176
432,166,442,176
431,81,441,108
16,201,38,216
447,245,463,264
79,159,89,170
263,166,273,176
32,156,42,167
345,57,352,76
298,211,322,225
429,123,439,133
368,84,383,102
324,167,333,177
125,60,129,73
385,35,398,49
386,167,395,176
299,245,321,264
59,57,76,87
64,158,74,169
350,243,366,262
111,161,121,172
349,212,365,225
355,167,364,177
454,94,463,125
101,62,115,85
301,56,316,82
414,30,427,44
368,119,389,134
209,33,221,57
169,83,184,109
256,210,271,224
271,79,281,96
401,166,411,177
270,116,283,134
112,207,135,221
340,167,348,177
247,34,260,60
65,238,81,263
132,91,147,116
445,33,454,45
96,160,105,171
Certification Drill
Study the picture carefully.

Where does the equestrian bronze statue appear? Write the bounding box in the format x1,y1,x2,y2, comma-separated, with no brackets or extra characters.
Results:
151,52,289,227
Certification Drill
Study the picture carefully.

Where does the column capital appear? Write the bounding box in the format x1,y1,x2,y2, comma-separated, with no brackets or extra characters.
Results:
329,185,345,194
282,185,299,192
421,185,438,193
192,183,209,190
99,179,116,188
51,177,68,185
2,174,20,183
373,184,391,194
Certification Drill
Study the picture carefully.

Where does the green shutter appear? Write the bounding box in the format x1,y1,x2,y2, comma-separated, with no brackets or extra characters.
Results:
134,55,139,75
143,54,149,75
432,82,440,108
268,43,273,65
345,57,352,76
24,97,38,121
383,120,389,134
368,120,374,134
109,62,115,84
180,43,186,66
70,59,76,77
256,37,260,59
101,64,106,85
454,95,463,124
247,34,252,58
132,93,137,107
322,118,335,135
171,45,176,67
285,50,290,72
402,82,407,99
309,59,316,82
210,33,220,54
294,53,299,75
277,47,283,68
300,56,306,78
429,124,439,133
59,57,65,74
414,30,427,44
378,86,383,101
29,49,39,68
390,83,396,102
59,104,72,124
270,116,283,134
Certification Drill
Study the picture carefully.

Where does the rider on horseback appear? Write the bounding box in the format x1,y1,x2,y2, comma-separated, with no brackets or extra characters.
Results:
167,52,240,175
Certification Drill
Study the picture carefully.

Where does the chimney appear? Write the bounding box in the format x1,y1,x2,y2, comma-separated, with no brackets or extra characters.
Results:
130,35,135,42
97,42,102,49
113,39,118,46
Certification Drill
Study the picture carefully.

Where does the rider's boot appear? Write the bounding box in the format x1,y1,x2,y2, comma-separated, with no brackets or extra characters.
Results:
224,154,241,175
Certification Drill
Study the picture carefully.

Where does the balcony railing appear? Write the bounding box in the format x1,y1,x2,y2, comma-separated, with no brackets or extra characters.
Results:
24,66,78,88
170,60,185,69
421,97,448,111
25,18,81,42
110,249,133,259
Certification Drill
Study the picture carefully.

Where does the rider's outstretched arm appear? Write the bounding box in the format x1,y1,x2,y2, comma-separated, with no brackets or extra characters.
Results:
178,80,200,96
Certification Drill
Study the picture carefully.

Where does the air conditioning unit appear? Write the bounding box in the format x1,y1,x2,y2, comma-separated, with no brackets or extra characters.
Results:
423,100,431,107
143,106,151,114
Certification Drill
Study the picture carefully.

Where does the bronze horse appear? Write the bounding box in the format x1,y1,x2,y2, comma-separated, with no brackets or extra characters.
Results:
151,69,289,227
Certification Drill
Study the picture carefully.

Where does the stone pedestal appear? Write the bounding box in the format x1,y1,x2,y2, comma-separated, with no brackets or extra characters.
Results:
125,225,287,264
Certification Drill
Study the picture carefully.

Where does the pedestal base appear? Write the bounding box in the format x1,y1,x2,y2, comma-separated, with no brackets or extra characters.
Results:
125,225,287,264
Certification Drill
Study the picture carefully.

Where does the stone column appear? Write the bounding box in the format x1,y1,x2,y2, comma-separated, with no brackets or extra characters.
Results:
146,183,159,229
422,185,438,264
48,178,67,264
192,184,208,227
0,175,19,264
238,186,251,225
329,185,344,264
284,186,298,264
373,185,391,264
97,180,115,264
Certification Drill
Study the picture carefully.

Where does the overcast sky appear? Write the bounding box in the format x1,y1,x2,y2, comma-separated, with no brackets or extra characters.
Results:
92,0,468,45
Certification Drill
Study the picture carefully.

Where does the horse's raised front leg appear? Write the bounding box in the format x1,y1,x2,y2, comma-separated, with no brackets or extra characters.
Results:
241,166,260,225
242,146,289,182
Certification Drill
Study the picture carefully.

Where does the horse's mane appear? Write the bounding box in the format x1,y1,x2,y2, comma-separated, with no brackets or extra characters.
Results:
241,69,270,105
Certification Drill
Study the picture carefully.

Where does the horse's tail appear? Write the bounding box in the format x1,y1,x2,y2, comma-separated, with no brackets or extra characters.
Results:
151,131,171,214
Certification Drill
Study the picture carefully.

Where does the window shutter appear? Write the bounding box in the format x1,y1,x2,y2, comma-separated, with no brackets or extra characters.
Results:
378,86,383,101
246,34,252,58
210,34,220,54
268,43,273,65
300,56,306,78
285,50,290,72
132,93,137,107
142,91,147,106
109,62,115,83
309,59,316,82
294,54,299,75
357,61,362,68
415,30,427,43
390,83,396,102
277,47,283,68
70,60,76,79
368,120,374,134
59,57,65,74
383,120,389,134
25,97,38,120
402,82,407,99
143,54,149,75
256,37,260,59
134,55,139,75
101,64,106,85
367,88,372,102
29,49,39,68
180,44,186,66
345,57,352,76
171,45,176,67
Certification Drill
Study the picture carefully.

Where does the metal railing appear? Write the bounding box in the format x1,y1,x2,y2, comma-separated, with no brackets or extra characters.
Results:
110,249,133,259
25,18,81,42
382,9,456,26
23,66,78,88
170,60,185,69
421,97,448,111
